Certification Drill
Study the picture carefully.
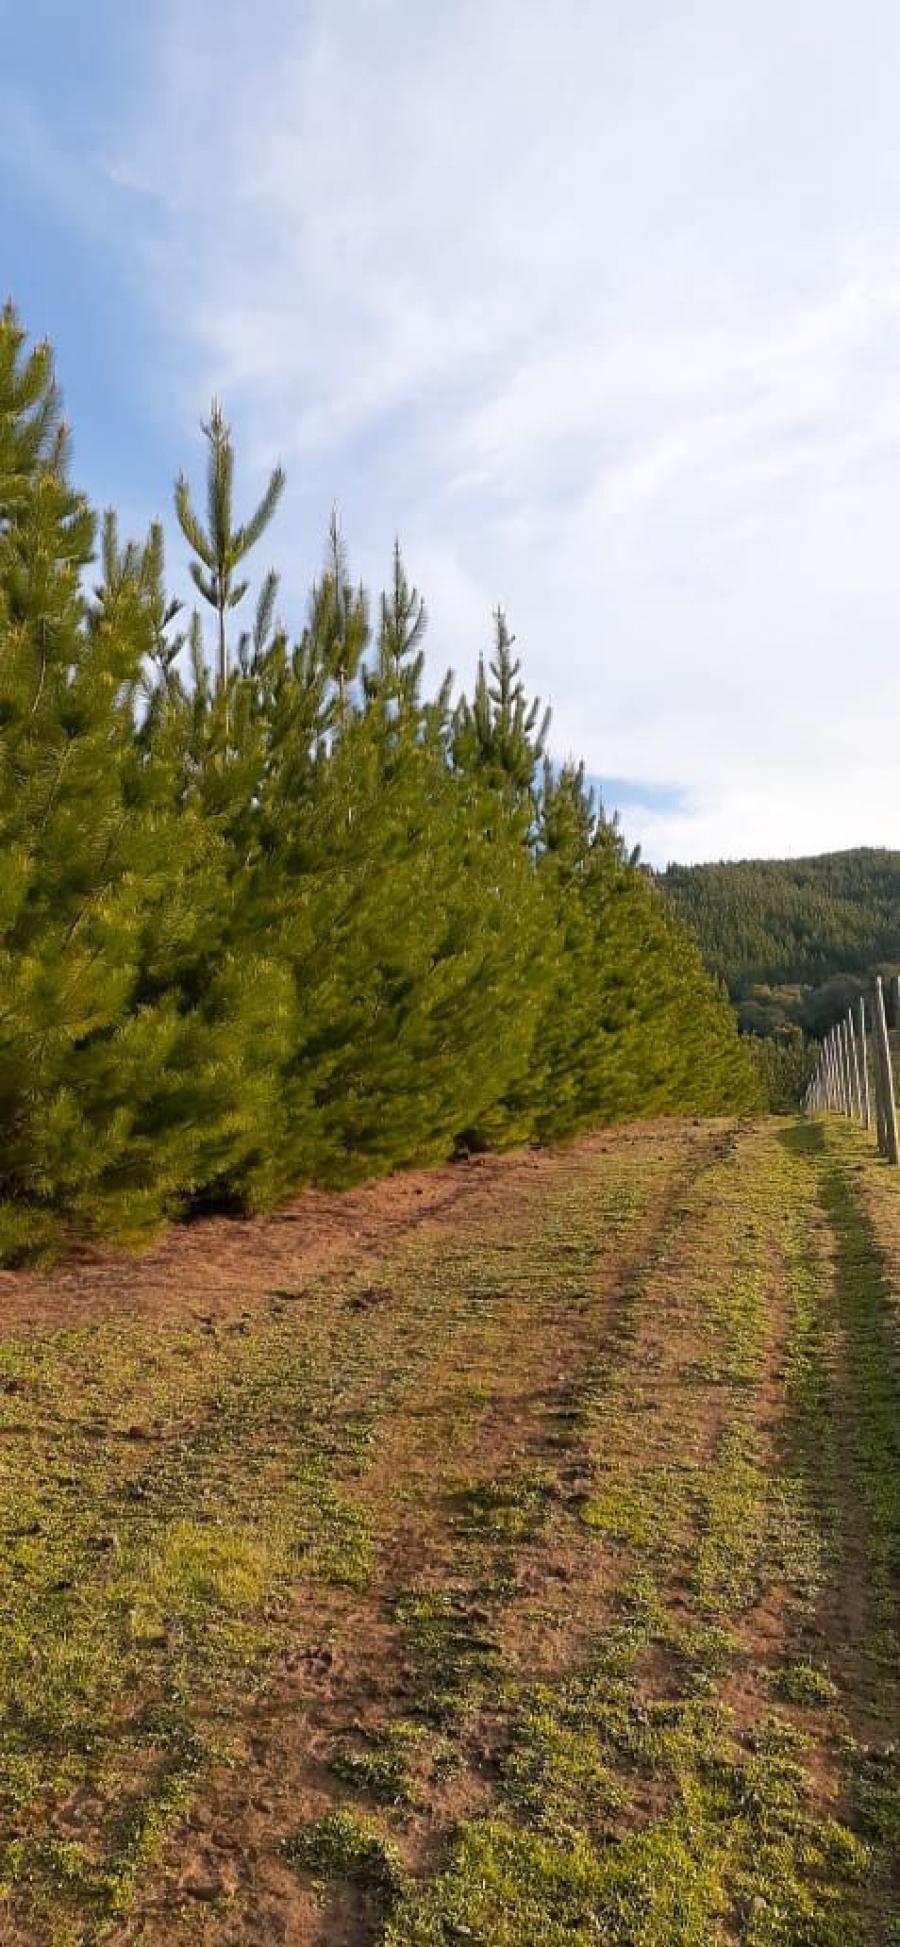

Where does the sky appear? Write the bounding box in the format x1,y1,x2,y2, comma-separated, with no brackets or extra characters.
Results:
4,0,900,865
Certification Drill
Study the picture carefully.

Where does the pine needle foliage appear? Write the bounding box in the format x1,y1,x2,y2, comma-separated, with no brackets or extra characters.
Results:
174,399,285,692
0,307,760,1260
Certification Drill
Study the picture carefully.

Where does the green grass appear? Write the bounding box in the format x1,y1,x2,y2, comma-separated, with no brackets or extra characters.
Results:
0,1117,897,1942
781,1119,900,1936
0,1302,382,1936
770,1659,840,1707
0,1132,688,1939
326,1720,429,1806
283,1807,404,1899
378,1125,885,1944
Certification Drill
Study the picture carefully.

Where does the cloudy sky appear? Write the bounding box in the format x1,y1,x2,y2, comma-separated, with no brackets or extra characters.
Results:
4,0,900,864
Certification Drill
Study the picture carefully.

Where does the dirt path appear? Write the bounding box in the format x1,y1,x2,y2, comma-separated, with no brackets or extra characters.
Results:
0,1115,896,1945
119,1119,725,1944
0,1122,705,1337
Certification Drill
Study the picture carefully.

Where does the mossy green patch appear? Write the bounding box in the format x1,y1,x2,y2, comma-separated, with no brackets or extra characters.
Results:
327,1720,428,1806
283,1806,403,1899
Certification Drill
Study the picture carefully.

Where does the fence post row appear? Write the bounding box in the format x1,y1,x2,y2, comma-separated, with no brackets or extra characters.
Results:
802,979,899,1165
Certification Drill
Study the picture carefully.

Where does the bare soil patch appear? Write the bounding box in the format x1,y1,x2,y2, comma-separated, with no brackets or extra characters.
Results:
0,1119,702,1338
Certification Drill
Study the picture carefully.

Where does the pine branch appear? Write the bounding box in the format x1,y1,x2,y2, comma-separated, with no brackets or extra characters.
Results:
235,465,286,557
189,560,217,606
174,477,216,570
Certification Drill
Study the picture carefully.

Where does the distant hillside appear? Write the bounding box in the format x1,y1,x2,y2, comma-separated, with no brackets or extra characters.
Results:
660,848,900,1037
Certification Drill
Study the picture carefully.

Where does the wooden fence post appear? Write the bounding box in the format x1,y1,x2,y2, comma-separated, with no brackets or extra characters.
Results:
873,1019,888,1155
873,976,899,1164
838,1024,852,1117
842,1019,855,1117
858,996,871,1130
847,1011,863,1120
827,1032,838,1112
834,1023,845,1115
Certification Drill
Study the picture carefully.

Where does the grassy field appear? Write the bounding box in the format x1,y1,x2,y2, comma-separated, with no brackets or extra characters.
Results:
0,1116,897,1944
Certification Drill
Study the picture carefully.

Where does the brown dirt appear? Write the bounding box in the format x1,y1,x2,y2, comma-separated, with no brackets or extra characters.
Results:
0,1119,700,1339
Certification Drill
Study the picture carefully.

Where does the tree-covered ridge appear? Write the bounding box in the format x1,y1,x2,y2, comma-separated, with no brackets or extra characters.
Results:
0,304,759,1262
661,849,900,1036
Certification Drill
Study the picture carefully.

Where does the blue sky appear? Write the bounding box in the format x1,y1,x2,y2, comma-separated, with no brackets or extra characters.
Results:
6,0,900,865
0,8,184,559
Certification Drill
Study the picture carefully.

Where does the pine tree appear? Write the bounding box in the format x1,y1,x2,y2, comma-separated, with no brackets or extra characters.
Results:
0,304,64,525
308,642,541,1171
446,622,563,1148
315,509,370,735
174,399,285,692
364,540,427,730
529,762,760,1141
0,313,297,1254
453,608,550,803
0,311,171,1253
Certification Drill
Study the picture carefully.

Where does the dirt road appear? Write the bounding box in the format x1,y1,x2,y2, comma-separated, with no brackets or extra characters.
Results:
0,1116,896,1943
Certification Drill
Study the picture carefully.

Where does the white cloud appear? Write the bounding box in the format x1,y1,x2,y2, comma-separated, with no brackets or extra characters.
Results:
15,0,900,862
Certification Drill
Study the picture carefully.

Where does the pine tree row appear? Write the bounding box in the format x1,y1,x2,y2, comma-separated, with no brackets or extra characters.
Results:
0,306,760,1262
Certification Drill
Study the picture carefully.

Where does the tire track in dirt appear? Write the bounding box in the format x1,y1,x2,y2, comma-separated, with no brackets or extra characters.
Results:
548,1121,799,1811
116,1121,733,1945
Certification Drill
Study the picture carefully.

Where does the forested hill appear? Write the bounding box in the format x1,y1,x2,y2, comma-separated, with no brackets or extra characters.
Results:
660,848,900,1036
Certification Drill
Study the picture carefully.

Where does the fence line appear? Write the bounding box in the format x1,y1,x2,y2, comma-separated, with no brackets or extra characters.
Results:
803,975,899,1164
